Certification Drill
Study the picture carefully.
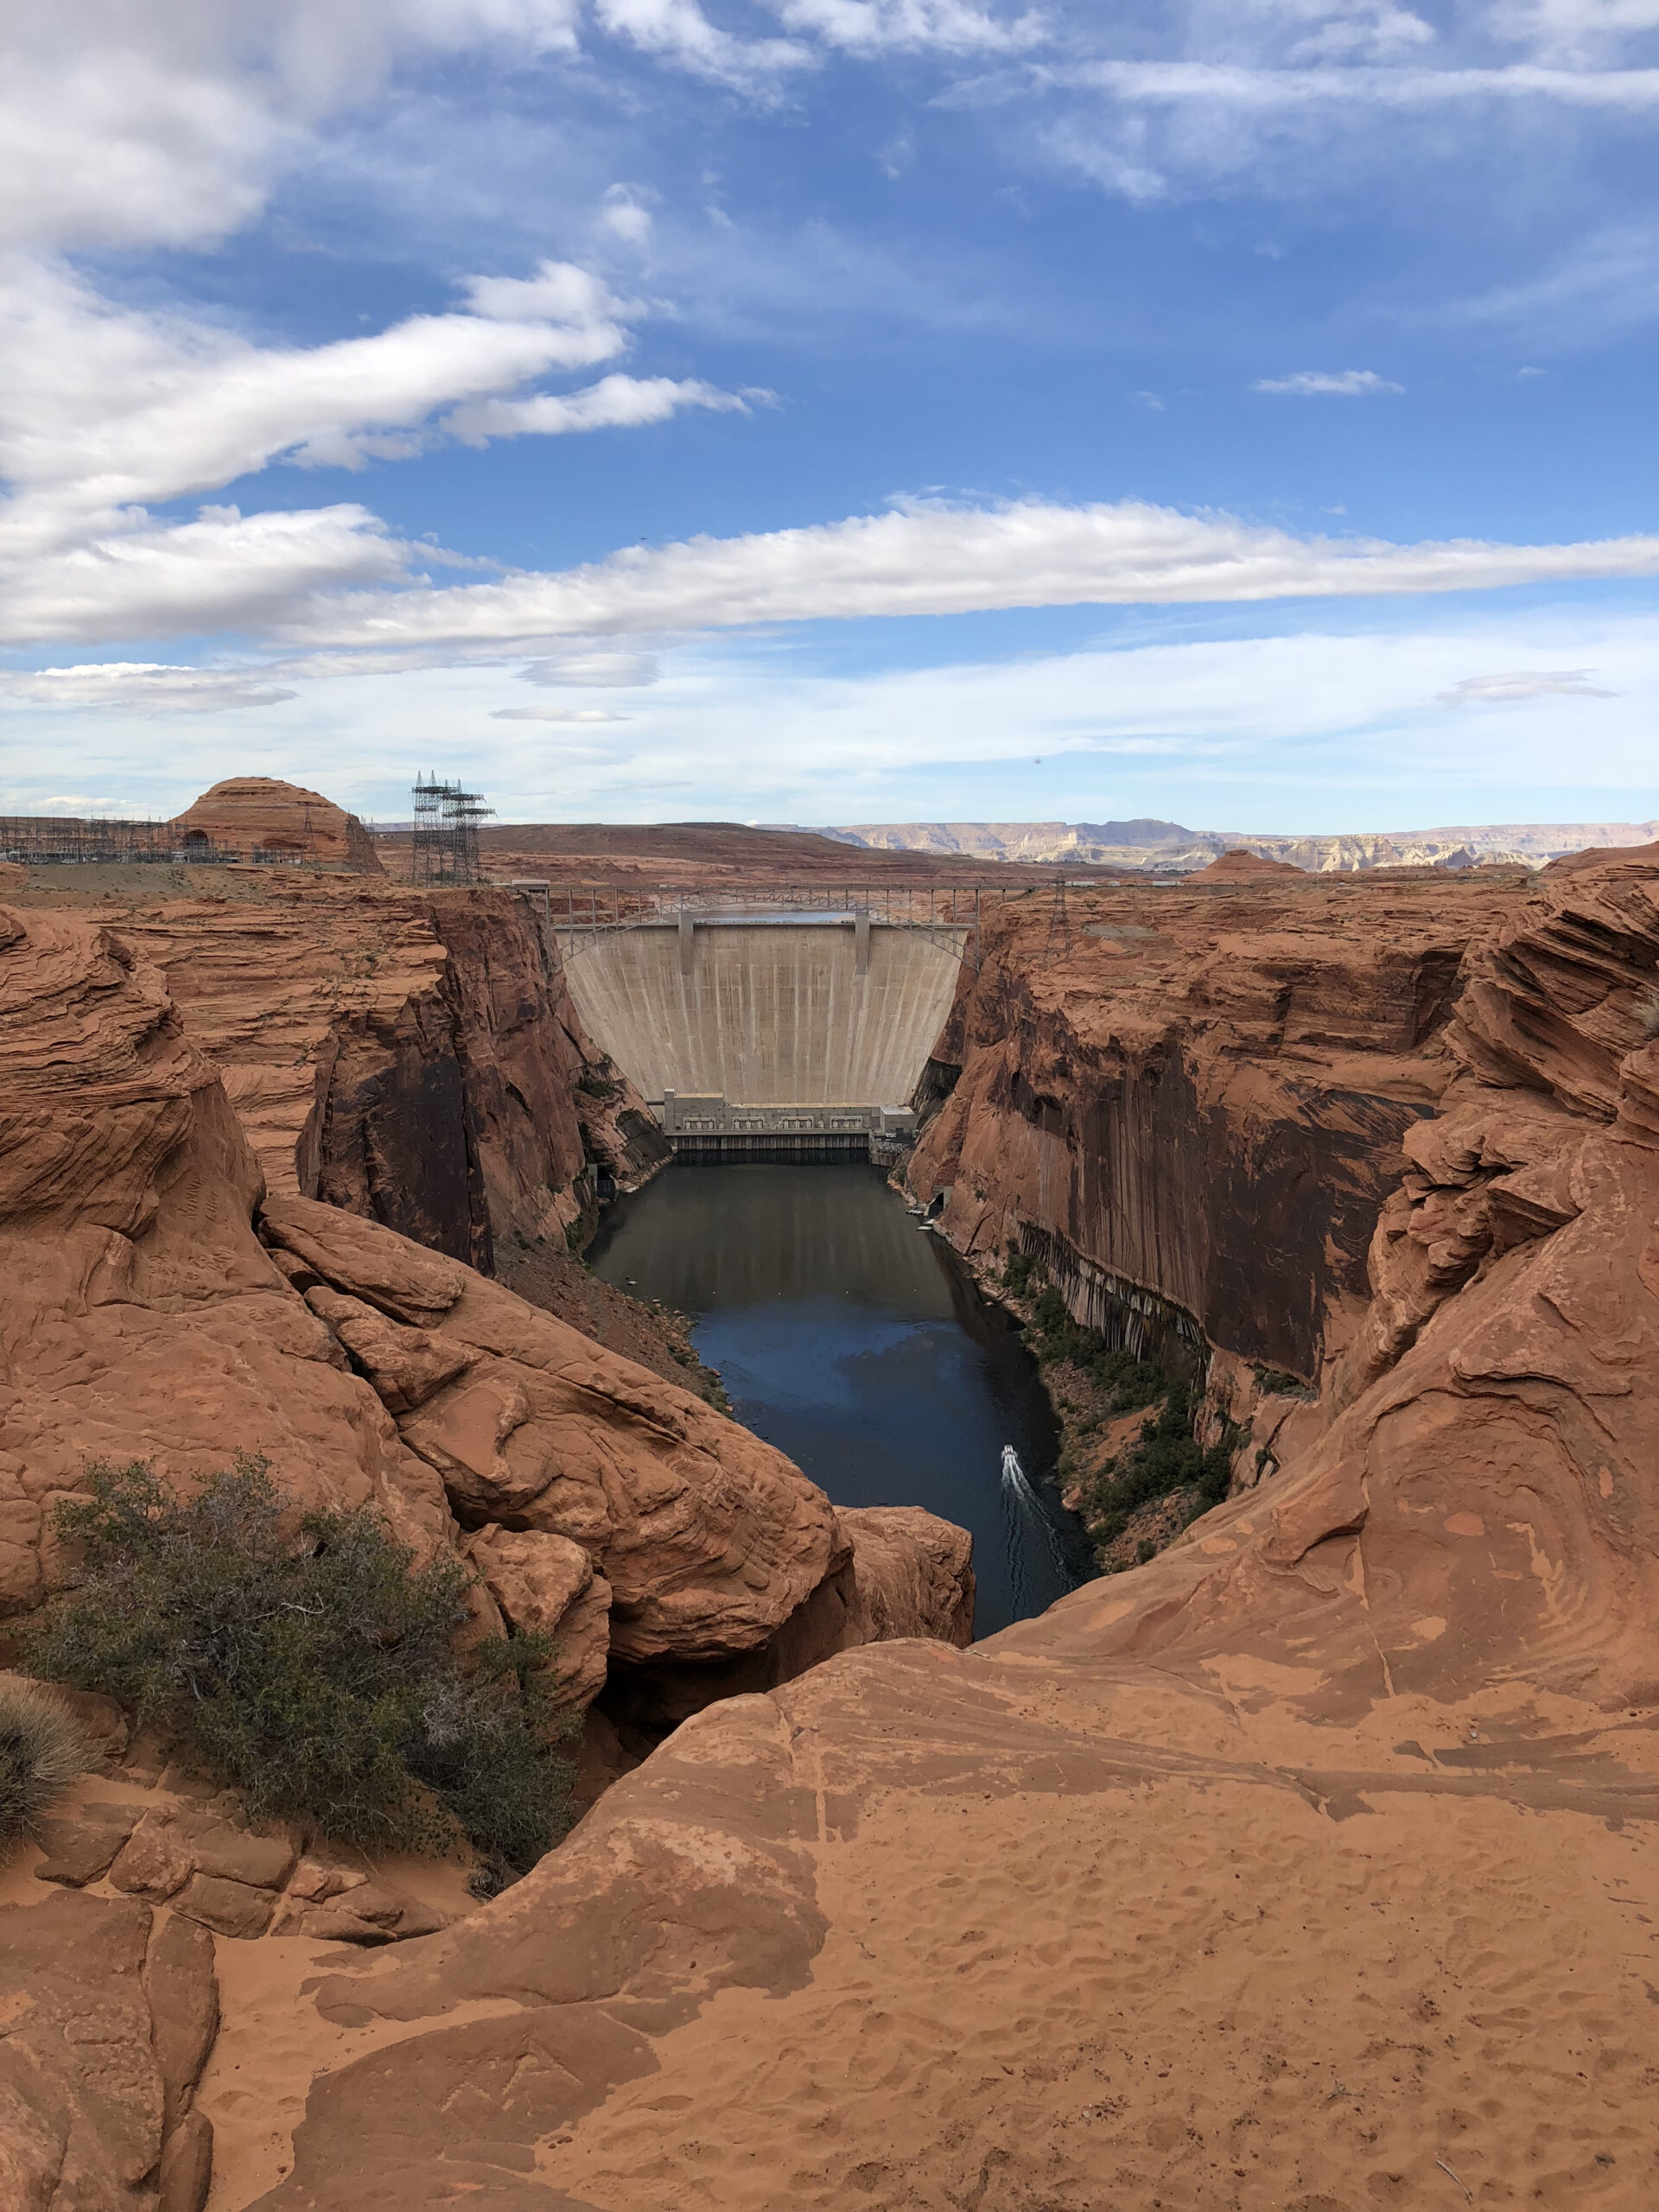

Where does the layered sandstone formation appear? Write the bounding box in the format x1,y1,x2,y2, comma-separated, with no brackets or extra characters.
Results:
171,777,383,872
0,903,971,1699
908,868,1527,1383
207,846,1659,2212
8,870,670,1274
1187,847,1305,881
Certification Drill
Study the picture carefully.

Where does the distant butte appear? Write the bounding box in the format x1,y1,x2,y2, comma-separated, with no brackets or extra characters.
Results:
1186,845,1306,880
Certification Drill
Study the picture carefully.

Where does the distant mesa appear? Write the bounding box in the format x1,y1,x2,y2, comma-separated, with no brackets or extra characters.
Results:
172,777,384,874
1188,848,1305,882
823,817,1659,874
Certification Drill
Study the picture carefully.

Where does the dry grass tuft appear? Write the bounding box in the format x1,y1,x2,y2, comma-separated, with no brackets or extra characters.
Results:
0,1677,92,1845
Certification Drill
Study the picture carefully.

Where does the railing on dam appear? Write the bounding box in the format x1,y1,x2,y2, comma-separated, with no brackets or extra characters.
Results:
532,879,1008,970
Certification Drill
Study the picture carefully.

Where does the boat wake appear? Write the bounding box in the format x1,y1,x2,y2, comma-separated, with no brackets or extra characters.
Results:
999,1445,1075,1618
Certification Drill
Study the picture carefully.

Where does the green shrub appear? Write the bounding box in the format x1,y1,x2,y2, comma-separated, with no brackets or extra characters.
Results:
24,1459,575,1878
1015,1280,1166,1412
1086,1344,1166,1414
1073,1385,1241,1550
0,1679,92,1846
1252,1364,1315,1400
1001,1245,1041,1297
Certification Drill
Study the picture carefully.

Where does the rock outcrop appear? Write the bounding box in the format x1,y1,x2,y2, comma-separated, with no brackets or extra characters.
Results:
0,1888,218,2211
170,778,383,872
258,1192,843,1677
909,869,1518,1382
1187,846,1305,881
0,905,970,1726
836,1505,976,1647
52,874,669,1273
225,844,1659,2212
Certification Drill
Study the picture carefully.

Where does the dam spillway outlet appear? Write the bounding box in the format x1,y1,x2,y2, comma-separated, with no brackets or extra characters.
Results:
557,916,967,1125
659,1093,917,1162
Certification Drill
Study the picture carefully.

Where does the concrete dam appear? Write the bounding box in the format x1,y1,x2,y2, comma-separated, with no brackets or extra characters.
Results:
558,915,967,1155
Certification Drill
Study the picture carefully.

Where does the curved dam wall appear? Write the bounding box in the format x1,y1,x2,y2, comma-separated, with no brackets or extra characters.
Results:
559,919,967,1105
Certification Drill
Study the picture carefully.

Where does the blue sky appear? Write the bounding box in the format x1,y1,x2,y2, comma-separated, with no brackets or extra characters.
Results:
1,0,1656,831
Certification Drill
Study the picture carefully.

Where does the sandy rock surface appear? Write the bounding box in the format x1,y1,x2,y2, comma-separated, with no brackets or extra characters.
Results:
211,845,1659,2212
0,1887,218,2211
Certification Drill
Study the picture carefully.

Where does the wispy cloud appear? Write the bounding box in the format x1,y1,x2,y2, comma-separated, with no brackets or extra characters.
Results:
1058,59,1659,111
490,703,632,719
254,498,1659,653
9,607,1655,829
0,663,298,713
519,649,662,685
1436,667,1618,702
9,496,1659,650
1252,368,1403,394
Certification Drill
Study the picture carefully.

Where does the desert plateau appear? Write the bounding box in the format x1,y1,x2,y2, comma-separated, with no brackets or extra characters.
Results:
0,776,1655,2212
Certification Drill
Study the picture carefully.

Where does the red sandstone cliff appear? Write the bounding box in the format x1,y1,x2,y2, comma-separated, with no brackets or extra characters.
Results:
213,849,1659,2212
12,872,671,1279
907,869,1522,1385
0,903,971,1700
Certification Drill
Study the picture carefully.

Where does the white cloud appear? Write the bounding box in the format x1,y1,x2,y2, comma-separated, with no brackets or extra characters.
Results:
1252,368,1404,393
490,703,632,718
445,373,751,444
8,607,1654,829
1064,58,1659,110
10,505,409,643
592,0,810,87
1484,0,1659,65
769,0,1040,54
0,257,748,636
1287,7,1435,62
2,2,585,255
259,498,1659,653
1436,667,1618,702
0,257,660,537
519,649,662,683
600,184,657,248
10,490,1659,652
0,663,297,713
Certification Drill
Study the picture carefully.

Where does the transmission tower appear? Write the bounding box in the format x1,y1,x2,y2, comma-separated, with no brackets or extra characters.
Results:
410,773,494,886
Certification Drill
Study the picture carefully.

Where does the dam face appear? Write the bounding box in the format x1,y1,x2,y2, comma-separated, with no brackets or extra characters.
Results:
559,918,965,1132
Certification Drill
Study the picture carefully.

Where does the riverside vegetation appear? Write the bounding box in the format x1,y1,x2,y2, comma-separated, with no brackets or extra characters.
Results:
24,1457,578,1890
1001,1247,1242,1569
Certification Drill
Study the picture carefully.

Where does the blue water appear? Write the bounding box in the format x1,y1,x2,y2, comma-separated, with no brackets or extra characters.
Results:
588,1162,1095,1637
